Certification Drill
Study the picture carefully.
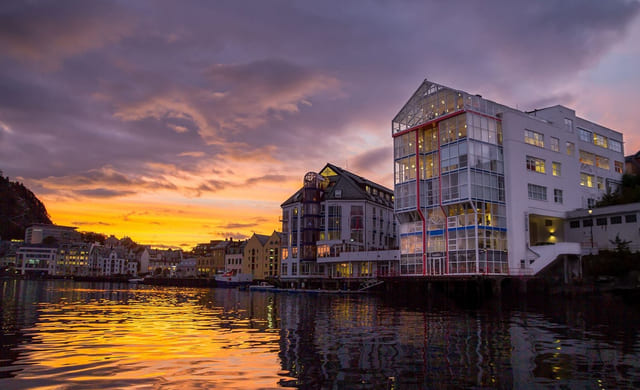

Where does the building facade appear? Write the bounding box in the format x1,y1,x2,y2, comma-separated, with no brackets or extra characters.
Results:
242,231,281,280
280,164,399,283
392,80,624,276
25,224,81,245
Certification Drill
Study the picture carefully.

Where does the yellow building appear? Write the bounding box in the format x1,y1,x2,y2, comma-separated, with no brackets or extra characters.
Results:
242,231,281,280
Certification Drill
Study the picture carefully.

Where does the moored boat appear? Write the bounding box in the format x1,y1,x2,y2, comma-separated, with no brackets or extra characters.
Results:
214,270,253,287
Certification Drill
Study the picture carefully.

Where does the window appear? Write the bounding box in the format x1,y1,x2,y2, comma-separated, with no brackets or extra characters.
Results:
580,173,594,187
609,139,622,153
350,206,363,243
566,141,575,156
524,129,544,147
569,220,580,228
552,162,561,177
596,155,610,170
593,133,608,148
596,218,607,226
526,156,546,173
564,118,573,132
583,219,593,227
579,150,594,166
578,128,592,143
597,177,604,191
550,137,559,152
587,198,596,208
528,183,547,201
554,189,563,203
625,214,637,223
611,216,622,224
614,161,623,174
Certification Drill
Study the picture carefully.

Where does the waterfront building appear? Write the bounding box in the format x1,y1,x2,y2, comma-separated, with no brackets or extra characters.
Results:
195,240,223,276
242,231,281,280
392,80,624,276
280,164,399,284
16,245,57,275
88,247,128,276
175,257,198,277
56,242,93,276
25,224,80,245
625,151,640,175
148,248,183,276
224,239,246,274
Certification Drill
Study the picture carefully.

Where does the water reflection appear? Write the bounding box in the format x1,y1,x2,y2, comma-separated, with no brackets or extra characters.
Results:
1,279,639,389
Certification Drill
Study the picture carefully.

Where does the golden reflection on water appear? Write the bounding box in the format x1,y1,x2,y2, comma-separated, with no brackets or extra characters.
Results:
7,285,290,390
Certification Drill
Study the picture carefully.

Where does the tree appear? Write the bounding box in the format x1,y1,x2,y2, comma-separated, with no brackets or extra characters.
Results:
609,234,632,254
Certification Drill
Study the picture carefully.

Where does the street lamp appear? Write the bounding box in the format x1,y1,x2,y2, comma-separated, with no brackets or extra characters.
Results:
588,209,594,251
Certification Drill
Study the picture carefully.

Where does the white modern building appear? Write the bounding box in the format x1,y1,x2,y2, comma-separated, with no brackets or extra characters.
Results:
280,164,399,283
17,245,58,275
393,80,624,276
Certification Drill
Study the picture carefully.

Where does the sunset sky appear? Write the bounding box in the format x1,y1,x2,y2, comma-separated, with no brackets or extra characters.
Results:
2,0,640,249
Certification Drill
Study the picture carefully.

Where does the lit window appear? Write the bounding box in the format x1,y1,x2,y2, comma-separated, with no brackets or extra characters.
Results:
527,183,547,201
579,150,594,166
526,156,546,173
593,133,608,148
580,173,594,188
566,142,575,156
550,137,559,152
524,129,544,147
609,139,622,153
596,156,610,170
552,162,561,176
614,161,623,174
554,189,563,204
578,128,592,143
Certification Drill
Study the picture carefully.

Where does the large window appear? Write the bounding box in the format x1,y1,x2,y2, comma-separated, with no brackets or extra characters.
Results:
609,139,622,153
550,137,560,152
328,205,341,240
596,155,610,170
552,162,561,176
526,156,546,174
615,161,623,174
578,128,592,143
580,173,594,188
528,184,547,201
593,133,608,148
350,206,363,243
566,141,575,156
579,150,594,166
524,129,544,148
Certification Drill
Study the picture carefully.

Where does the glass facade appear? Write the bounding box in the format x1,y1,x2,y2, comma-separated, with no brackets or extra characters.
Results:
393,81,508,276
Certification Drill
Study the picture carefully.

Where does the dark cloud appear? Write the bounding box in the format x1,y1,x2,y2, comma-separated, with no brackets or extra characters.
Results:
72,221,112,226
244,174,290,186
218,222,262,230
350,147,393,178
215,232,250,240
1,0,638,193
75,188,135,198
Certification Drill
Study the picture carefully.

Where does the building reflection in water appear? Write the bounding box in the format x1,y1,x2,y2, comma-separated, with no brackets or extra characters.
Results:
1,279,639,389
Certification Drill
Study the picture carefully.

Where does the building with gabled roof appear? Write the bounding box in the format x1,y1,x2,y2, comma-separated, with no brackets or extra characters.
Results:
280,164,399,286
243,231,281,280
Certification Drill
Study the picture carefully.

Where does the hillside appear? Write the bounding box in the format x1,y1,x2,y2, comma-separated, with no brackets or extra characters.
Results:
0,172,52,240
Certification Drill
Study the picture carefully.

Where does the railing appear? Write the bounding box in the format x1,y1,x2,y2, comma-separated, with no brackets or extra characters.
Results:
527,242,582,275
316,250,400,264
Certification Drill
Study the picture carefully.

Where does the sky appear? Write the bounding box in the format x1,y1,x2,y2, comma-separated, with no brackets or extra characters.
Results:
1,0,640,249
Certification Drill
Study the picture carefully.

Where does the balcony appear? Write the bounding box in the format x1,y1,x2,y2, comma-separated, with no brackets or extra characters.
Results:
317,249,400,264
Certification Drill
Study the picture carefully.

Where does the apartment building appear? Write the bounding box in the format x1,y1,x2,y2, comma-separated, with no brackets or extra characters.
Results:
280,164,399,283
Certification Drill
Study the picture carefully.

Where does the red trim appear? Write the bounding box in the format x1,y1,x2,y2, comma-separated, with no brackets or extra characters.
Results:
392,110,464,138
436,121,449,275
414,130,427,276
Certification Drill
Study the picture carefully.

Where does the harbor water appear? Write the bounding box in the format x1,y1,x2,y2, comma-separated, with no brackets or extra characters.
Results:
1,279,639,389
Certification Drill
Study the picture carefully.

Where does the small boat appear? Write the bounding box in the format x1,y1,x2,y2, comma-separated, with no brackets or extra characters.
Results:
214,270,253,287
249,282,276,291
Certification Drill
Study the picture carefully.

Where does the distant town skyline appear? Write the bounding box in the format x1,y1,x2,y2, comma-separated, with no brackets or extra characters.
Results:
2,0,640,249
